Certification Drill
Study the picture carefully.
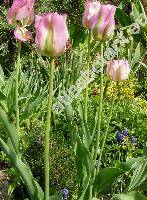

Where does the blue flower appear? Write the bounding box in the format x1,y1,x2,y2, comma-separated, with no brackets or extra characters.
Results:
61,188,69,200
124,129,129,137
117,133,123,143
131,136,137,145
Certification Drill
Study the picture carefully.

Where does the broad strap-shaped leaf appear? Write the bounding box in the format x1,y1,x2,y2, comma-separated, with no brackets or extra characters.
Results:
0,65,5,88
132,42,140,67
78,102,91,149
65,103,74,123
0,138,44,200
111,191,147,200
0,107,20,155
116,157,146,172
93,167,124,195
79,176,90,200
118,0,128,9
128,160,147,191
115,8,132,27
50,191,62,200
0,91,8,112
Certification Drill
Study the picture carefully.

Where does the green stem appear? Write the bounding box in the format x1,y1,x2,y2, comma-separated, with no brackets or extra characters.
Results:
15,41,21,132
84,31,91,122
96,94,115,173
128,36,133,65
44,59,54,200
94,43,104,162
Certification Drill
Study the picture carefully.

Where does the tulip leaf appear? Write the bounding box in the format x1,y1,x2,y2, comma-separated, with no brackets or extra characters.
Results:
93,167,124,195
132,42,140,67
0,107,20,155
128,161,147,191
65,103,74,123
49,191,62,200
0,65,5,88
78,102,91,149
79,176,90,200
0,138,44,200
115,8,132,26
118,0,128,9
116,157,146,172
111,191,147,200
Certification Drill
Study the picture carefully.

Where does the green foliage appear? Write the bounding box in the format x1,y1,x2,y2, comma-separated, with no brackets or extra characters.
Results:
112,191,147,200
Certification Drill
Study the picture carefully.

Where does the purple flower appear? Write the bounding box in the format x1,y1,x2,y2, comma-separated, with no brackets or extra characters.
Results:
117,133,123,143
124,129,129,137
61,188,69,200
131,136,137,145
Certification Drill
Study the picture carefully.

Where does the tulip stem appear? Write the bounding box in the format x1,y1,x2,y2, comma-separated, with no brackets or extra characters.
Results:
94,42,104,162
15,41,21,132
84,31,91,122
44,58,54,200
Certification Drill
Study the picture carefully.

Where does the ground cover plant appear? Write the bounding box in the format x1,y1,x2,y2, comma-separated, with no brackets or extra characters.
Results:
0,0,147,199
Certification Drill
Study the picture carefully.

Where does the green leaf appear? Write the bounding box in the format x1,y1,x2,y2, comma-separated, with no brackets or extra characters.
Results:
65,103,73,122
118,0,127,9
0,65,5,88
20,95,43,120
132,43,140,67
0,91,8,112
111,191,147,200
0,107,20,155
79,176,90,200
0,138,44,200
50,191,62,200
78,102,90,149
130,3,140,21
93,168,124,194
115,8,132,26
116,157,146,172
129,160,147,191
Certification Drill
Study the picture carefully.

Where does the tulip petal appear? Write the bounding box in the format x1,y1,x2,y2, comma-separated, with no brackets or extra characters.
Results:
35,12,69,57
83,0,101,29
14,27,32,42
106,60,130,82
52,13,69,57
7,0,35,26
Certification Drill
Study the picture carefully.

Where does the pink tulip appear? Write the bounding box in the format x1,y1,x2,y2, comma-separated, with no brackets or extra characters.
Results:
92,4,116,41
14,27,32,41
106,60,131,82
83,0,101,29
7,0,35,26
35,13,69,57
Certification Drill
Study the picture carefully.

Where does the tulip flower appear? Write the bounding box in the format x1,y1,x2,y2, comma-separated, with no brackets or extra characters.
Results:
92,4,116,41
14,27,32,41
7,0,35,27
106,60,131,82
83,0,101,29
35,13,69,57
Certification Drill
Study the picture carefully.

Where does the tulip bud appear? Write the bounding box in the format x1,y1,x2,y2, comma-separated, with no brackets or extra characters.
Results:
35,13,69,57
106,60,131,82
83,0,101,29
92,4,116,42
14,27,32,41
7,0,35,26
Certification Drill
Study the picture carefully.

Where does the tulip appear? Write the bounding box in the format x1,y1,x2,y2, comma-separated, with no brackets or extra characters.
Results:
106,60,131,82
14,27,32,41
35,13,69,57
7,0,35,26
83,0,101,29
92,4,116,41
